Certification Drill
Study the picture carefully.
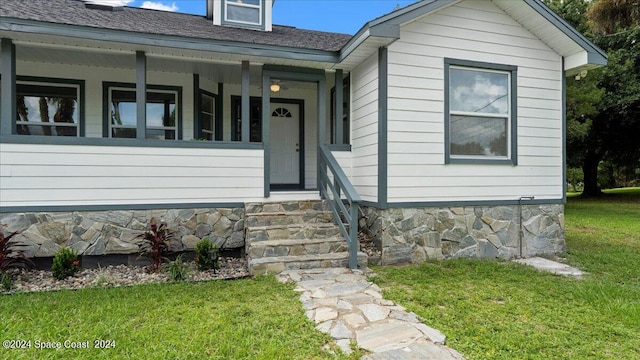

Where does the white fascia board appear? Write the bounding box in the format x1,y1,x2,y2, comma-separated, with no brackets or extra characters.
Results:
213,0,222,25
265,0,273,32
564,51,589,72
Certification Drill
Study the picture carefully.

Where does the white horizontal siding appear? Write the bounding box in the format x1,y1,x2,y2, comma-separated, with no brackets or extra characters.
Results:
350,53,379,202
386,0,564,203
0,144,264,207
332,150,352,180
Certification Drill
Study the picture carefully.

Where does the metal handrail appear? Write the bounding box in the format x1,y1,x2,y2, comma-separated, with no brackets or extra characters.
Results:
318,144,361,269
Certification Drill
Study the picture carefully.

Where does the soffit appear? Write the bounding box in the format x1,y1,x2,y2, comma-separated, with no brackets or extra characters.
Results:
493,0,606,70
6,32,335,83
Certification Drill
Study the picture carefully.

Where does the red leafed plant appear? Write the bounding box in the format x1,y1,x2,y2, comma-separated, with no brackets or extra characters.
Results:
0,225,35,273
1,225,35,290
136,218,174,272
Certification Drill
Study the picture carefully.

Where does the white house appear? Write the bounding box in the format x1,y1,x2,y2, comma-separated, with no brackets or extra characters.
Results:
0,0,606,270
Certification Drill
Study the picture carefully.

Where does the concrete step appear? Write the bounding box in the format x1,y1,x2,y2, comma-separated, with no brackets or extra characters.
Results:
245,211,334,227
246,223,342,243
247,238,349,258
245,200,329,214
249,251,368,275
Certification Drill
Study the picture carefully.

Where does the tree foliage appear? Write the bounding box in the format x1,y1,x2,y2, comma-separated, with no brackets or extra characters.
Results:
545,0,640,195
587,0,640,35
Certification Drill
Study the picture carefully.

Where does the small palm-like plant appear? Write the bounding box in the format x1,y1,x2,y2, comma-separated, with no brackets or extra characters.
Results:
1,225,36,290
137,218,174,272
166,254,191,282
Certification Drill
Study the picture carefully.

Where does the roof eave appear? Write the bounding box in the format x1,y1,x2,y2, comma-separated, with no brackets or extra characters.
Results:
339,0,607,71
339,0,458,63
523,0,607,68
0,17,341,64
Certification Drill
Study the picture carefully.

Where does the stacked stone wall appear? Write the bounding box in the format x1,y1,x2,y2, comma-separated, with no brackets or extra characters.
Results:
0,208,245,258
360,204,564,265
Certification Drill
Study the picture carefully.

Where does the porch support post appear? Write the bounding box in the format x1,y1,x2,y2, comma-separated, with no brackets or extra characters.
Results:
241,60,250,143
317,75,327,190
262,70,271,197
216,82,224,141
193,74,201,139
136,51,147,139
334,69,344,145
1,38,17,136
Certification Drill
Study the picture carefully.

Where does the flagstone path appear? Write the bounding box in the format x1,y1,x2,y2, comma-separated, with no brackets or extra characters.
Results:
276,268,465,359
514,257,586,278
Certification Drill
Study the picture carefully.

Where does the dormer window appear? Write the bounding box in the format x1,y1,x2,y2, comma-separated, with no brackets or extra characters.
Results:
224,0,262,27
208,0,272,31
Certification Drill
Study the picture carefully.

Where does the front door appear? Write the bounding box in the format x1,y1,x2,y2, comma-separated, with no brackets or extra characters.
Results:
270,102,301,189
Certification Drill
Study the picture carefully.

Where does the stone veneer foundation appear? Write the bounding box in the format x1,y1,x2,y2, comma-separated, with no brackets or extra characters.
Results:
0,208,245,258
360,204,565,265
1,203,565,266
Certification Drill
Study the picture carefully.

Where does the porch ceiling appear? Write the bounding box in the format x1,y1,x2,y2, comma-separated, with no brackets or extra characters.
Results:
3,31,340,83
8,41,323,89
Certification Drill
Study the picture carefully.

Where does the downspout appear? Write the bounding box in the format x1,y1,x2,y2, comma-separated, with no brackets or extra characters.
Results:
518,196,534,258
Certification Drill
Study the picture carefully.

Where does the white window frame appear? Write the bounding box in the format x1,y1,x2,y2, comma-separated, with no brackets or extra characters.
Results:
224,0,262,26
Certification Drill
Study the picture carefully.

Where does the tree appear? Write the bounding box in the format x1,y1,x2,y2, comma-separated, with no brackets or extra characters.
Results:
585,0,640,195
545,0,592,34
546,0,640,196
587,0,640,34
38,97,51,135
567,167,584,192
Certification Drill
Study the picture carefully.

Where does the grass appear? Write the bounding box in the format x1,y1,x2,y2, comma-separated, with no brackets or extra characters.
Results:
0,276,355,359
372,187,640,359
2,188,638,359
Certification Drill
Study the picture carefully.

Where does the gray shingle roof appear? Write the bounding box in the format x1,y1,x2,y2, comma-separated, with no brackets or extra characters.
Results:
1,0,353,52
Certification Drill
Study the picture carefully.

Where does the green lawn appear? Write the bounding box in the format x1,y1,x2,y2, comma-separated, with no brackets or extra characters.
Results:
2,189,638,359
0,276,353,359
373,188,640,359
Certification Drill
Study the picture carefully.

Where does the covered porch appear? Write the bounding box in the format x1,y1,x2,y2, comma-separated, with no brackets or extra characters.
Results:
0,34,352,209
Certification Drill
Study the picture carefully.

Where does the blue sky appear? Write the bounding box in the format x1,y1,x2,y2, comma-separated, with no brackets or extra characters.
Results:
102,1,417,34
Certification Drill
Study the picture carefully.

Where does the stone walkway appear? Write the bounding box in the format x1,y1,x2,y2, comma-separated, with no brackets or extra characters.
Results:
514,257,586,278
276,268,465,359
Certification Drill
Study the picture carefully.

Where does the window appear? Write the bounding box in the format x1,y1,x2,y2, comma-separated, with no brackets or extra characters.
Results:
15,78,83,137
231,96,262,142
200,92,216,140
330,75,350,144
224,0,262,26
445,59,517,164
105,83,181,140
272,107,291,117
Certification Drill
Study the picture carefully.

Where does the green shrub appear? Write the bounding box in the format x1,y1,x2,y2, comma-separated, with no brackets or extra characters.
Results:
1,272,13,291
194,238,219,271
51,248,80,280
166,255,190,282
